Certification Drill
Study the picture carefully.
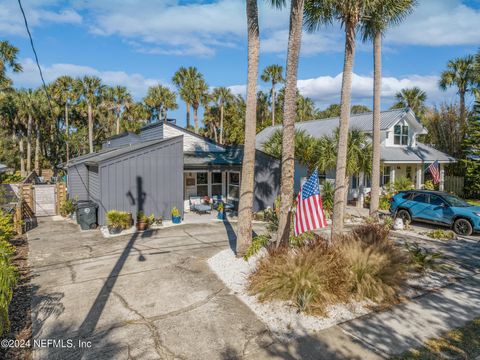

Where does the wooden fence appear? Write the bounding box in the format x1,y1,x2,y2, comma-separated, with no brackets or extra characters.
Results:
444,176,465,196
56,182,67,215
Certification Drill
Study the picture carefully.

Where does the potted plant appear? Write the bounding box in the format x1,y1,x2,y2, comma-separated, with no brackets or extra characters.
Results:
106,210,130,234
136,211,154,231
171,207,181,224
217,202,226,220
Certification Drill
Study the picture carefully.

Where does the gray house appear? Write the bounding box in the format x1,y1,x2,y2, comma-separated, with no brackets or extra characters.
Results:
66,121,280,225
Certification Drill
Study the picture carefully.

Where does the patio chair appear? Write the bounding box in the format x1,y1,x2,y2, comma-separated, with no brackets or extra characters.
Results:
211,195,235,212
189,196,211,214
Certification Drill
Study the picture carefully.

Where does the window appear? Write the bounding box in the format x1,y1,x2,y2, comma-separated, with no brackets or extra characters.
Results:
406,166,412,180
382,166,391,186
196,172,208,197
228,172,240,200
394,124,409,145
430,195,446,207
211,172,223,196
318,172,327,185
412,193,428,203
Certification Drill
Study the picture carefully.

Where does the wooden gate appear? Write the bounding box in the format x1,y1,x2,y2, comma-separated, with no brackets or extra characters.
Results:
33,184,56,217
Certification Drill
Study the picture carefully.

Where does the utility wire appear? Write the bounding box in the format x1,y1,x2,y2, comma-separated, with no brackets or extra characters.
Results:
17,0,55,118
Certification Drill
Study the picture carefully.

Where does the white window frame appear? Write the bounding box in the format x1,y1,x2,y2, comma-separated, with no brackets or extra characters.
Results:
227,171,240,201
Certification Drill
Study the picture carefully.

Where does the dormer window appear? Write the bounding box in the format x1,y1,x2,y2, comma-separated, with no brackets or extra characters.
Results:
394,125,408,145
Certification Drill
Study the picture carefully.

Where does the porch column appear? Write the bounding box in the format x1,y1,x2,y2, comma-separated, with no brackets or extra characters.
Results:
357,172,365,208
416,165,423,189
439,164,445,191
389,166,396,187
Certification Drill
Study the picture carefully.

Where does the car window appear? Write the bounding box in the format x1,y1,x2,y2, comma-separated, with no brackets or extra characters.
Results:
442,194,471,207
412,194,428,203
402,192,414,200
430,195,445,206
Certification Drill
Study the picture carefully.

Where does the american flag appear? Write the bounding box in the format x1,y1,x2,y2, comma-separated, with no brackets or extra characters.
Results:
294,169,328,236
426,160,440,184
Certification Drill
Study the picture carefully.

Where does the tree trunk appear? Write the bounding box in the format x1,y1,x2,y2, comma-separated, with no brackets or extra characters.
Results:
186,103,191,129
236,0,260,257
34,125,40,174
271,85,276,126
331,23,357,240
116,104,121,135
370,32,382,217
275,0,305,247
19,138,25,177
88,103,94,153
193,106,199,134
220,103,224,144
65,103,70,163
27,114,32,174
459,90,466,133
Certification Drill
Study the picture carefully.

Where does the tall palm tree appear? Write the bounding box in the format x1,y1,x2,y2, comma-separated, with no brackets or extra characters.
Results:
107,85,132,134
297,95,316,122
261,64,284,126
361,0,416,216
305,0,378,239
16,89,35,173
392,87,427,116
272,0,305,247
143,85,177,122
76,76,105,153
236,0,260,257
187,77,209,134
0,41,22,90
211,87,233,144
52,76,75,162
439,55,476,129
173,66,203,130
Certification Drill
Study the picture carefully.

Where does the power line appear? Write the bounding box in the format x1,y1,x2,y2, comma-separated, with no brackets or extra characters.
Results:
17,0,55,117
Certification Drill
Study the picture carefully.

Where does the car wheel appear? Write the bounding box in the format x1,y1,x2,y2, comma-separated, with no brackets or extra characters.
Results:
396,209,411,224
453,218,473,236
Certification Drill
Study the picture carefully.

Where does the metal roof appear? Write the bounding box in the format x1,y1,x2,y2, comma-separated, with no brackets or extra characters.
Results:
381,143,456,163
256,108,418,149
183,148,244,167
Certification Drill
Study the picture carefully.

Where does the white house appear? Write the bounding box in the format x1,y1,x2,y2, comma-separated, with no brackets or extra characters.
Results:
255,108,456,202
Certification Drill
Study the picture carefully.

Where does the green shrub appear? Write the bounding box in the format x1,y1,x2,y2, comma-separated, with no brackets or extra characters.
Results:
60,199,76,217
426,229,456,240
137,211,154,224
321,181,334,215
405,242,445,273
106,210,131,229
393,176,414,192
171,207,180,218
289,231,318,248
0,171,23,184
0,211,14,242
424,180,436,190
379,194,392,210
243,234,271,260
264,197,280,233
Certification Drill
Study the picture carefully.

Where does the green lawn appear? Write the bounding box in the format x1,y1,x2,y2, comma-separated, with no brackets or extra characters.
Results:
467,199,480,206
394,318,480,359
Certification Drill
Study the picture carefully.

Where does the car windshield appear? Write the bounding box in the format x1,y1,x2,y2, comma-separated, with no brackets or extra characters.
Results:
442,194,471,207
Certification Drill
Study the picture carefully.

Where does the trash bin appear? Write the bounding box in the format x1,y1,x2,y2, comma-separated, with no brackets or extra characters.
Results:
76,201,98,230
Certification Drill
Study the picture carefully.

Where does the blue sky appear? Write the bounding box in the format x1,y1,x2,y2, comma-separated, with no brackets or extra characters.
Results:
1,0,479,127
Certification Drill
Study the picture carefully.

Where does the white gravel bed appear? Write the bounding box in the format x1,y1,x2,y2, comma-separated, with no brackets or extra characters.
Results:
207,248,371,339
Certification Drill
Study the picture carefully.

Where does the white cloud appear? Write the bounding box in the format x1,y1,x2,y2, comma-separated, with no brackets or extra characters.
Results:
11,58,164,98
227,84,247,97
297,73,458,108
0,1,81,36
386,0,480,46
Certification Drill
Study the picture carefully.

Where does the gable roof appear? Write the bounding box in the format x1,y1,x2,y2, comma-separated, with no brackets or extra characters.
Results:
255,108,424,149
381,142,456,163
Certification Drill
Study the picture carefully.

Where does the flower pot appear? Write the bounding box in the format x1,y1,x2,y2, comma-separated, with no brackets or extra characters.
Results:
217,212,226,220
108,225,123,235
136,221,148,231
172,216,181,224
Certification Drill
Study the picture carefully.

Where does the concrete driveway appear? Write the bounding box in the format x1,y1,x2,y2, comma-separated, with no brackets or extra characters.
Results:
28,218,379,360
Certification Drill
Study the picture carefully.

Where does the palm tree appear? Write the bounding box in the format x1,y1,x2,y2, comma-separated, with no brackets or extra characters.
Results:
297,95,316,122
211,87,234,144
173,66,203,130
361,0,416,216
261,64,284,126
143,85,177,122
0,41,22,90
439,55,476,129
392,87,427,117
272,0,305,247
107,85,132,134
236,0,260,257
52,76,75,162
305,0,378,239
16,89,35,173
76,76,105,153
186,77,208,134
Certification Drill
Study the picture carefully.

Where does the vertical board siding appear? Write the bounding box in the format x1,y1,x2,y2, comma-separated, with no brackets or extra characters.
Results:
163,124,224,152
102,133,141,149
87,165,101,203
97,138,183,225
139,124,164,141
67,164,89,201
253,151,281,212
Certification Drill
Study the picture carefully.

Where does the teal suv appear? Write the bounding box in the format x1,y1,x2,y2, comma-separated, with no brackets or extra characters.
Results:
390,190,480,236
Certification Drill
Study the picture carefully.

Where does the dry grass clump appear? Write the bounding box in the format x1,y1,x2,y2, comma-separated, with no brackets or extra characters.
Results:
248,223,409,315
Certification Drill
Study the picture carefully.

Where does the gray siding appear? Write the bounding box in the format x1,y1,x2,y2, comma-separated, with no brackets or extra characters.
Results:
253,151,281,212
67,164,89,201
87,165,101,203
139,124,163,141
97,137,183,225
102,133,140,149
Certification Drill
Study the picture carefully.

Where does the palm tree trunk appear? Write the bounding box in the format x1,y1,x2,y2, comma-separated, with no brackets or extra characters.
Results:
370,32,382,216
193,106,199,134
88,103,94,153
331,23,357,240
459,90,466,132
19,138,25,177
116,104,121,134
186,103,191,129
236,0,260,257
65,103,70,163
34,125,40,174
271,85,276,126
27,114,32,174
220,103,224,144
275,0,305,247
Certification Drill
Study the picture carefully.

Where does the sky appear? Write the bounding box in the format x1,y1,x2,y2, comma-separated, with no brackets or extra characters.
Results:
1,0,479,127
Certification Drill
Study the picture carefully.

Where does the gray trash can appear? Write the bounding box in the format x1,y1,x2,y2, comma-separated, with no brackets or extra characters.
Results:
76,201,98,230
